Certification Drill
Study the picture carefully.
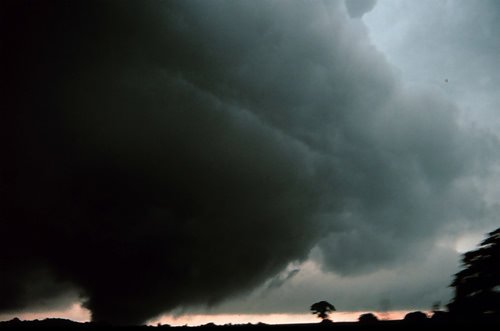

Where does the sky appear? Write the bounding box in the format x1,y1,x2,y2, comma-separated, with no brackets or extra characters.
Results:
1,0,499,326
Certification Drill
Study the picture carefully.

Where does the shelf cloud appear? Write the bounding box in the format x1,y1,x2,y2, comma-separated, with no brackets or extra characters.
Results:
1,0,497,325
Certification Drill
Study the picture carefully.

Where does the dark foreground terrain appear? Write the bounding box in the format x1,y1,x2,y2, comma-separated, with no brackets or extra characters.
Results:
1,316,500,331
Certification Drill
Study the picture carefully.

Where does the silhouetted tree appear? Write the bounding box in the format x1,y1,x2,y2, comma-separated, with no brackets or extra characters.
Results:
310,301,336,321
448,228,500,316
403,311,427,323
358,313,378,323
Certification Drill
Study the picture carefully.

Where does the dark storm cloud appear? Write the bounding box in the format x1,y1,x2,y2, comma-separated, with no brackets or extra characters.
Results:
0,0,496,324
315,88,496,274
1,0,328,324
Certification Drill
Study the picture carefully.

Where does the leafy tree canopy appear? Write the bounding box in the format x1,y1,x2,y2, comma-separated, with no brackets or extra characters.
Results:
448,228,500,315
310,301,336,320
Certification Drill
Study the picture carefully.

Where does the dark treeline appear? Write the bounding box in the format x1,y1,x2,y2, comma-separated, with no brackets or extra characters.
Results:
1,316,500,331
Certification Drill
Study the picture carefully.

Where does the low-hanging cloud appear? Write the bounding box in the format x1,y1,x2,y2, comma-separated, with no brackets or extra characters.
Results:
345,0,378,18
1,0,497,325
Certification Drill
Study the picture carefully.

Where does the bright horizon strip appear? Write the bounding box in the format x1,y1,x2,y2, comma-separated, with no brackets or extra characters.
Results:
148,311,416,326
0,303,90,323
0,303,421,325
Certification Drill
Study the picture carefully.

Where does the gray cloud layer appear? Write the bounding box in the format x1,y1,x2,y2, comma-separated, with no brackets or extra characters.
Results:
365,0,500,131
1,0,497,324
345,0,377,18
